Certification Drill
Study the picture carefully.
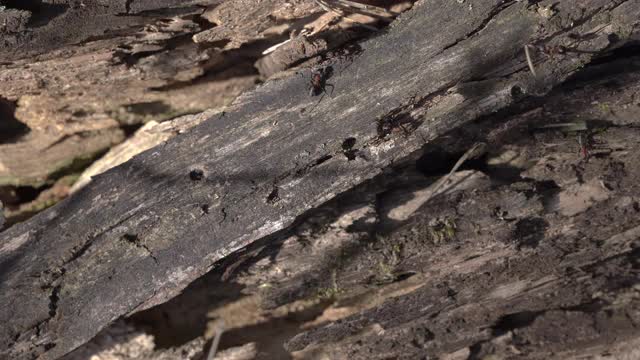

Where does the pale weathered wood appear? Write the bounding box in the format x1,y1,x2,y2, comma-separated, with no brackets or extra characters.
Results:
0,0,248,188
1,0,639,359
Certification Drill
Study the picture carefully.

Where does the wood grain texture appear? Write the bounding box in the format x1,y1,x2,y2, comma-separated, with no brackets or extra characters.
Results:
0,0,253,187
1,0,639,359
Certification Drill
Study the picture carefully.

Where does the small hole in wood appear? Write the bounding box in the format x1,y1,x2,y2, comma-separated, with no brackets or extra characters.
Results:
510,85,524,100
189,169,204,181
266,187,280,204
342,137,357,150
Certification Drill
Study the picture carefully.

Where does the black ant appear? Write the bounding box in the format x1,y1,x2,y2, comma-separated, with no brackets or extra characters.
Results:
307,66,334,97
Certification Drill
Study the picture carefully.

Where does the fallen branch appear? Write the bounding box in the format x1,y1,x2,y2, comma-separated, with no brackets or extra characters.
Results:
1,1,638,359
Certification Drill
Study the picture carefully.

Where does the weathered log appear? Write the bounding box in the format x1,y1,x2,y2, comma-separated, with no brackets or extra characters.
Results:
62,53,640,360
1,0,639,359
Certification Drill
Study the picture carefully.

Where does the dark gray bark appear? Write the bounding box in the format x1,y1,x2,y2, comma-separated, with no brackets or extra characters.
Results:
62,53,640,360
1,0,639,359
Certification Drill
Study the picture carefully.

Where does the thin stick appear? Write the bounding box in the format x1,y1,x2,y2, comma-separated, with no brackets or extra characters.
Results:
313,0,336,14
312,0,389,31
262,39,291,55
427,142,487,202
206,319,225,360
334,0,398,16
524,45,537,77
534,121,588,132
341,15,380,31
325,0,397,19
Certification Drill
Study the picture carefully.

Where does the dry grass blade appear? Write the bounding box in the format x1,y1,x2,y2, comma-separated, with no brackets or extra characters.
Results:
322,0,398,19
313,0,397,31
524,45,537,77
426,142,487,202
206,319,226,360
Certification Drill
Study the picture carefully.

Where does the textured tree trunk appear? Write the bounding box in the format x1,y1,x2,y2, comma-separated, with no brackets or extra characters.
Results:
1,1,639,359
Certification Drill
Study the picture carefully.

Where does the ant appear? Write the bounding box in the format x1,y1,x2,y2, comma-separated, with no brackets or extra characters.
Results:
308,66,334,97
539,44,567,58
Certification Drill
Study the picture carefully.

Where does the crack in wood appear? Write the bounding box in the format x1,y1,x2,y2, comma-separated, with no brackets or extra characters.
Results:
124,0,133,14
121,233,159,265
48,285,61,318
60,211,140,269
535,0,630,45
441,0,519,54
219,208,227,224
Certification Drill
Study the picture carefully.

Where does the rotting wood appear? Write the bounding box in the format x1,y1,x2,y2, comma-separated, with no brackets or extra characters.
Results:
1,0,639,359
0,1,251,188
69,109,224,193
0,0,397,190
62,53,640,360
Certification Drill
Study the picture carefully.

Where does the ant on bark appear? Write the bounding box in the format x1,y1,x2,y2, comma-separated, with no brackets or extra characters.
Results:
298,66,335,113
306,66,334,97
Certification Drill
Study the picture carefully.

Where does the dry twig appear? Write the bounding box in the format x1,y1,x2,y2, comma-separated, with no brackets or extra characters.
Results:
524,45,537,77
312,0,397,31
426,142,487,202
206,319,226,360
